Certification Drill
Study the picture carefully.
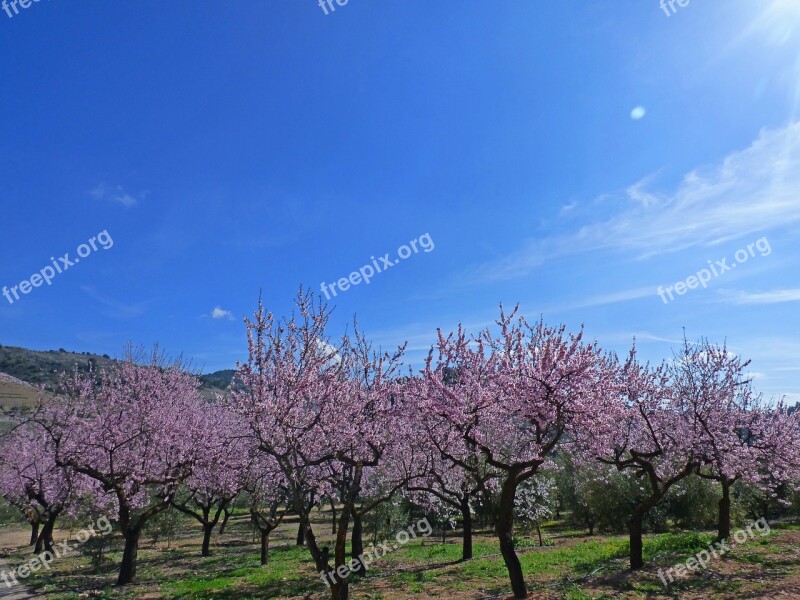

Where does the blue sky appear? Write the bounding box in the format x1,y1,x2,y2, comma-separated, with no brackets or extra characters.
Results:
1,0,798,403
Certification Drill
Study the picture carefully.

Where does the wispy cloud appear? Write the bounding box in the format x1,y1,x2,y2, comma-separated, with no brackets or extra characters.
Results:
720,288,800,304
90,183,147,208
80,286,146,318
551,286,655,313
559,201,578,216
469,122,800,283
598,331,688,346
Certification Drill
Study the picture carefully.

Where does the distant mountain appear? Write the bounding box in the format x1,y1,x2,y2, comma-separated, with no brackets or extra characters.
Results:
199,369,236,390
0,344,235,401
0,345,115,389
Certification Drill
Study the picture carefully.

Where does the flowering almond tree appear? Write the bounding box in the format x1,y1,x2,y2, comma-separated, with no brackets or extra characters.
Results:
671,340,761,541
0,424,79,553
748,401,800,508
586,348,700,570
515,469,558,547
422,308,613,599
405,390,495,561
327,327,414,578
172,407,250,557
405,453,491,560
230,292,419,600
228,293,353,600
33,352,209,585
673,340,800,540
244,454,289,566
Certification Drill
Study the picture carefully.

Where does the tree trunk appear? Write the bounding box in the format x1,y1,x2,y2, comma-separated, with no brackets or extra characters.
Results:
117,528,141,585
29,522,40,546
718,479,732,542
628,513,644,570
219,508,232,535
351,512,365,576
331,500,338,535
260,531,270,566
296,521,305,546
335,513,350,599
460,496,473,561
297,506,347,600
536,522,543,547
495,475,527,599
587,520,594,536
201,523,214,557
34,515,56,555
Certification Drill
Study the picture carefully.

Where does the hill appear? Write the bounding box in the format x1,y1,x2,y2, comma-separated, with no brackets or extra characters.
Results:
0,345,234,400
0,373,40,413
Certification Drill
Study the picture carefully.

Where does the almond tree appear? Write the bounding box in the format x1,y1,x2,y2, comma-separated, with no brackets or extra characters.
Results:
405,458,491,560
673,339,800,540
671,340,760,541
172,407,249,557
244,454,289,566
748,401,800,513
230,292,417,600
515,469,557,547
328,328,414,578
421,308,613,598
405,396,495,561
34,352,209,585
228,293,351,600
585,348,700,570
0,424,79,553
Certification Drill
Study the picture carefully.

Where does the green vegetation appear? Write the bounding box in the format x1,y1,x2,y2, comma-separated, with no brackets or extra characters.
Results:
0,345,114,388
3,513,798,600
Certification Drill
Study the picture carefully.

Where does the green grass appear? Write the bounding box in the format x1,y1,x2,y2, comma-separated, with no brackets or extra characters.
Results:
8,518,800,600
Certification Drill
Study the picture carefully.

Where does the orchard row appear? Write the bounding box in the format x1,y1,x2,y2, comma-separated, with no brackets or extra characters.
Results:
1,290,798,600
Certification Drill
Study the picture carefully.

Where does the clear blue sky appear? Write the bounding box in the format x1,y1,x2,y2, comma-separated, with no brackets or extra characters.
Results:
1,0,798,404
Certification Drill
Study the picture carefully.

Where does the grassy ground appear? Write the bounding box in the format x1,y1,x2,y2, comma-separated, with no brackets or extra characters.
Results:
0,377,40,413
0,376,41,434
1,510,798,599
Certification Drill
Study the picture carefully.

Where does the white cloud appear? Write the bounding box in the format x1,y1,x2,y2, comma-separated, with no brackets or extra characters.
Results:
316,339,342,365
550,286,655,312
90,183,146,208
469,122,800,283
630,106,646,120
89,183,107,199
720,288,800,304
780,392,800,405
559,201,578,216
211,306,234,320
110,191,138,207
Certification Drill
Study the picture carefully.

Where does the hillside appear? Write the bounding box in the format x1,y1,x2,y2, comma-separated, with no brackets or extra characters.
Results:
0,372,40,418
0,345,235,400
0,345,114,389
